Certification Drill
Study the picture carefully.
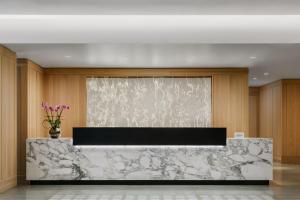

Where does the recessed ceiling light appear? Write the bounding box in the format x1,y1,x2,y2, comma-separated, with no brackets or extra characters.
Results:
264,72,269,76
64,55,71,58
250,56,257,59
252,77,257,80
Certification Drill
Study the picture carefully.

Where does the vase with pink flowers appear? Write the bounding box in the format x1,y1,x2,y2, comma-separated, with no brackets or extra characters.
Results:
42,102,70,139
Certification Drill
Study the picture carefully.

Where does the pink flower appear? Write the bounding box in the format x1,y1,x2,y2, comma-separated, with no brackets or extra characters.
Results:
55,105,61,112
61,104,70,110
49,106,54,112
42,102,49,111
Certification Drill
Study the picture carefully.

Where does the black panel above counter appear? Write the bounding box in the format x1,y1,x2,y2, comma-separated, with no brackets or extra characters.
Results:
73,127,226,146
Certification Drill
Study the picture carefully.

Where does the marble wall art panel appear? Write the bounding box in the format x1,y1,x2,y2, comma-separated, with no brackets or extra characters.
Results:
87,77,211,127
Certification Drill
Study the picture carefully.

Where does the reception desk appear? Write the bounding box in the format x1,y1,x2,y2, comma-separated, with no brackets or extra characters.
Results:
26,138,272,183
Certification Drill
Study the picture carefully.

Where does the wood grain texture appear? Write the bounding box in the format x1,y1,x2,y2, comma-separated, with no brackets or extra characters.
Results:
272,83,283,161
0,45,17,192
44,74,86,137
259,84,274,138
212,75,230,134
249,87,259,137
17,59,46,184
44,68,248,76
258,80,300,164
212,74,249,137
230,73,249,137
283,80,300,160
259,81,282,161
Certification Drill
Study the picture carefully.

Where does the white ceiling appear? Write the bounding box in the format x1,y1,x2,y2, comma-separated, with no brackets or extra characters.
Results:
1,0,300,15
2,0,300,86
1,15,300,43
5,44,300,86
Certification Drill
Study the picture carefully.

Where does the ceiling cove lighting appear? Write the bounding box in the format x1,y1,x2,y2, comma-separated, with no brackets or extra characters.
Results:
0,15,300,44
1,15,300,43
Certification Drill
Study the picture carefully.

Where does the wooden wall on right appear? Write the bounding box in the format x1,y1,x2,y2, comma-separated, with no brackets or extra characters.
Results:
258,81,282,162
282,80,300,163
256,80,300,164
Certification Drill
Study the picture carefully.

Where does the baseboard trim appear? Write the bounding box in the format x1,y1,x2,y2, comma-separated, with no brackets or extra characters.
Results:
0,177,17,193
30,180,269,185
281,156,300,164
17,175,29,185
273,156,282,162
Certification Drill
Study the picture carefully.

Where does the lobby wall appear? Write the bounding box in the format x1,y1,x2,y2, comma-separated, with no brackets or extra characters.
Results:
250,80,300,164
0,45,17,192
42,67,249,138
17,59,46,184
18,64,250,139
281,80,300,163
259,81,283,162
249,87,259,138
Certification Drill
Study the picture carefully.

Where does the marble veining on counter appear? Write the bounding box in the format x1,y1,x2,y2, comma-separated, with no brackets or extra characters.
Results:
26,138,272,180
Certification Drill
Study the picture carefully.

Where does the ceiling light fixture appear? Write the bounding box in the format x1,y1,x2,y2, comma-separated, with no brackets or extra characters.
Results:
252,77,257,80
64,55,71,58
264,72,269,76
250,56,257,59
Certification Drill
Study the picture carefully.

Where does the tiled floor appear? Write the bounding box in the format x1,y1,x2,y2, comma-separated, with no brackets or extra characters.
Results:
273,162,300,186
2,185,300,200
0,163,299,200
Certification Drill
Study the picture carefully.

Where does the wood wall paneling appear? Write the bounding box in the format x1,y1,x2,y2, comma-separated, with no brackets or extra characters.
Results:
258,80,300,164
272,83,282,162
230,73,249,137
0,45,17,192
212,74,230,135
249,87,259,138
43,68,248,77
0,52,2,191
213,74,249,137
258,81,282,161
259,85,273,138
44,75,86,137
283,81,300,161
17,59,45,184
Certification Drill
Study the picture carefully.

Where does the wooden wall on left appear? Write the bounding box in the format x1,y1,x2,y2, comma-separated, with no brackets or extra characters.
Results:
17,59,46,184
43,74,87,138
0,45,17,192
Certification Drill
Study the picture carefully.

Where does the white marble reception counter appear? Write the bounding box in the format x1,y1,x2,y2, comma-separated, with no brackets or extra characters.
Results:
26,138,272,181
